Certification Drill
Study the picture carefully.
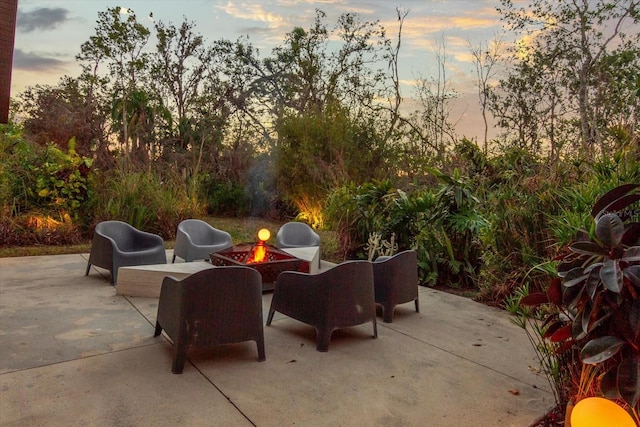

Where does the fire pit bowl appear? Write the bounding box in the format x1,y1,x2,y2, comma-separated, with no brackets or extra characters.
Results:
210,244,309,290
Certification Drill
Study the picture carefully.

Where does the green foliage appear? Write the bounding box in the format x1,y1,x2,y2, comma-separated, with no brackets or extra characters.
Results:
325,172,487,288
32,139,93,224
92,165,199,238
422,168,488,287
521,184,640,411
204,179,249,217
275,103,388,219
1,126,94,225
0,122,36,215
505,283,578,407
494,0,640,155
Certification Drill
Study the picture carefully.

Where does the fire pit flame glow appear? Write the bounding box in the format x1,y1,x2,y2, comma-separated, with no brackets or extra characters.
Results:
247,228,271,264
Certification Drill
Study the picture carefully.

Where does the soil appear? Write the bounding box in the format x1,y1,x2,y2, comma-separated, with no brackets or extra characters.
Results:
529,404,565,426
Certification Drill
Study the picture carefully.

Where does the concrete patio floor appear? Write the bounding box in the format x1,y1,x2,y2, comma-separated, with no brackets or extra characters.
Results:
0,252,554,426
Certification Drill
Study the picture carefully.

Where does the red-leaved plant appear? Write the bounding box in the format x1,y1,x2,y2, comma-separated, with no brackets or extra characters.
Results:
522,184,640,411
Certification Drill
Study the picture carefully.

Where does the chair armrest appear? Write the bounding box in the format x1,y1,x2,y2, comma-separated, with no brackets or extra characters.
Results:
157,276,184,340
135,229,165,247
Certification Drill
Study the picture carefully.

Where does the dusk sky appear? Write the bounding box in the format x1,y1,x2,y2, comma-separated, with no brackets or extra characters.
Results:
12,0,514,139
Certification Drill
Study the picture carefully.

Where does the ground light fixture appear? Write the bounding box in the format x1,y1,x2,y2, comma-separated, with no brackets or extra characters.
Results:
570,397,635,427
249,228,271,263
257,228,271,242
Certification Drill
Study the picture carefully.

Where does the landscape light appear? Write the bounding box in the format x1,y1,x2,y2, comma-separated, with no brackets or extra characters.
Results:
258,228,270,242
570,397,635,427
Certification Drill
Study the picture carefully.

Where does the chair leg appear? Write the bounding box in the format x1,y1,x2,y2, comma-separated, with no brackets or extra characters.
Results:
415,296,420,313
85,262,91,276
172,345,187,374
172,254,176,263
256,334,266,362
383,303,394,323
316,329,332,352
266,308,275,326
372,318,378,339
153,322,162,337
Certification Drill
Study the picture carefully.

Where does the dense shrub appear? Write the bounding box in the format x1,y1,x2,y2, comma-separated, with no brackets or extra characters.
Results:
325,172,487,288
1,124,95,244
204,179,249,217
91,165,199,239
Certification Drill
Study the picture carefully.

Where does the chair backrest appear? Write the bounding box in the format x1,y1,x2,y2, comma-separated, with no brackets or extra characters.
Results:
96,221,137,251
323,260,375,323
373,250,418,301
178,219,225,245
180,266,263,346
276,222,320,248
275,260,374,327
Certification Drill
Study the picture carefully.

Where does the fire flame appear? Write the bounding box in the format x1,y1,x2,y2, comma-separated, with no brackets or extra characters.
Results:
249,244,267,264
248,229,271,263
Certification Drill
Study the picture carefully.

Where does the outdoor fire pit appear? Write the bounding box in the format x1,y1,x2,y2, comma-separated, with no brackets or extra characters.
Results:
209,229,309,291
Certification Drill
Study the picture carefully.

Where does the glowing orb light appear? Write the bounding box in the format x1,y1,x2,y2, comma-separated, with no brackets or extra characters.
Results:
258,228,271,242
571,397,635,427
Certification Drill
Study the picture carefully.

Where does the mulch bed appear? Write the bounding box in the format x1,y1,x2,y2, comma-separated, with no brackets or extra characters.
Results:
530,404,565,426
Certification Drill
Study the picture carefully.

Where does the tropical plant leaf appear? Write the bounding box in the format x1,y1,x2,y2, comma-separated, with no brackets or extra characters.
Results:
564,267,588,287
550,325,572,342
622,246,640,262
617,355,640,407
591,183,639,219
547,277,563,305
555,339,575,355
557,256,586,277
569,241,608,256
600,366,622,399
581,336,626,364
600,259,623,293
563,282,584,307
520,292,548,306
542,320,564,339
581,302,593,335
622,223,640,246
572,309,588,341
624,265,640,287
595,213,624,248
586,267,601,299
602,194,640,221
586,310,611,334
616,298,640,344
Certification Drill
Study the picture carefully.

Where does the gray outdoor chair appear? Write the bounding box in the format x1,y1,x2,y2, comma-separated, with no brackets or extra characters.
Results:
275,222,321,269
266,260,377,352
154,266,265,374
85,220,166,284
172,219,233,263
373,250,420,323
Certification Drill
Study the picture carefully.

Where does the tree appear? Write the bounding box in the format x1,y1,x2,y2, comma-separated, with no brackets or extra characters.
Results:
231,10,396,219
469,36,504,154
496,0,640,156
400,37,458,169
76,7,151,157
275,101,388,226
152,18,211,150
19,77,108,160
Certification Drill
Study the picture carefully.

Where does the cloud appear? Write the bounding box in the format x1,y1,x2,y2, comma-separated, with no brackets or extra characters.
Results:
17,7,70,33
219,2,287,29
12,49,68,72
